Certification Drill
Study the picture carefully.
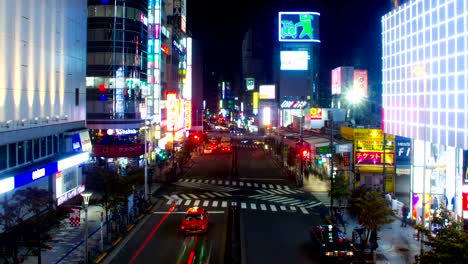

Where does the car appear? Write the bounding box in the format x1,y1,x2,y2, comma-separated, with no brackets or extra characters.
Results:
309,225,354,262
203,143,216,154
181,207,209,235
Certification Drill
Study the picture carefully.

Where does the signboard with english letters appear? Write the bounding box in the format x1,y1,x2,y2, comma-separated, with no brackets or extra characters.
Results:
395,136,412,166
280,100,308,109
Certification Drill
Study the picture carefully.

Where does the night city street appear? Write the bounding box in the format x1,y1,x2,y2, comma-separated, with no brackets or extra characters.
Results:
103,137,327,264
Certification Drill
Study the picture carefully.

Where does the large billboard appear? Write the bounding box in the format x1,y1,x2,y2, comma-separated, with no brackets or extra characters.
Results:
382,0,468,150
278,12,320,42
353,69,368,97
280,51,308,70
259,85,276,99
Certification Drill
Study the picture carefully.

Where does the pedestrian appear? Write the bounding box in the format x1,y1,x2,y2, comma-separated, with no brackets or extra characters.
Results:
334,207,346,233
401,204,409,227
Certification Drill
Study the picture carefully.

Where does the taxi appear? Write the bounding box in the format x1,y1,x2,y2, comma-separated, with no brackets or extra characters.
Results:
181,207,208,235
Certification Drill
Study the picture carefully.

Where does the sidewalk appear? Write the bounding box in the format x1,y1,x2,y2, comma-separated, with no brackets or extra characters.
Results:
23,183,161,264
302,176,420,264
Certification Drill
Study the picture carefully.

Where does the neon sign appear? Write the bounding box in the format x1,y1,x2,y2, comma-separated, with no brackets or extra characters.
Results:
280,100,308,109
278,12,320,42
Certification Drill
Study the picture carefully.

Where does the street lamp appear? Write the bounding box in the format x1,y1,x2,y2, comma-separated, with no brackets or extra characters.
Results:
81,192,92,264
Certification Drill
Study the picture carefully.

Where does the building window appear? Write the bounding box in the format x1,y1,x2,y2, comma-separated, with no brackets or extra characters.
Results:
25,140,32,162
53,135,59,154
8,143,16,168
18,141,25,165
47,136,53,155
33,138,40,160
0,145,6,170
41,137,47,157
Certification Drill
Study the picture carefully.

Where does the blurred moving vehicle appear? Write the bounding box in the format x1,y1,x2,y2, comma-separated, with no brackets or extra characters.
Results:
181,207,209,235
175,236,212,264
309,225,354,262
219,136,232,152
203,143,217,154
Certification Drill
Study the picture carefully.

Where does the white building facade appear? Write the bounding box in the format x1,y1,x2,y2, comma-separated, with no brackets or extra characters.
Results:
0,0,90,225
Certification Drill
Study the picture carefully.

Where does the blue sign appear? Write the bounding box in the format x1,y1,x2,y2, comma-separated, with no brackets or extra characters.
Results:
14,162,58,188
71,133,82,152
395,136,412,165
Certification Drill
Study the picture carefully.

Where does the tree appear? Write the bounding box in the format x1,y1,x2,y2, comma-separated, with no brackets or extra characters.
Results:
352,189,395,253
329,171,350,208
415,206,468,263
0,187,65,264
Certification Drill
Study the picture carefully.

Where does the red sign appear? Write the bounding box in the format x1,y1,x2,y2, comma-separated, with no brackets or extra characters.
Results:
343,152,350,166
462,191,468,211
92,144,144,158
355,151,395,166
69,206,81,227
310,108,323,120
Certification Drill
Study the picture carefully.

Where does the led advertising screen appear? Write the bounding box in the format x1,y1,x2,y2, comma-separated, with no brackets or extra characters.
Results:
278,12,320,42
259,85,276,99
382,0,468,150
280,51,308,70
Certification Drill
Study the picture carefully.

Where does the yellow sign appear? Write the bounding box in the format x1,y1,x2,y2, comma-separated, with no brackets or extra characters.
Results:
185,100,192,129
253,92,259,109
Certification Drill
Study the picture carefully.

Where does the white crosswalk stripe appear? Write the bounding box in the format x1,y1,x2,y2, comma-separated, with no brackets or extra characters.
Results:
203,200,210,207
199,194,208,199
166,199,173,205
275,185,283,190
184,200,192,206
225,180,230,185
222,201,228,208
204,180,209,183
250,203,257,210
176,199,183,205
256,190,268,194
270,204,277,211
254,183,258,187
194,200,200,206
205,193,216,198
240,182,244,187
290,206,297,211
213,192,225,197
261,184,267,188
163,195,172,200
300,207,309,214
231,201,237,206
212,201,219,207
247,182,252,187
233,181,237,186
211,180,216,184
268,184,274,189
221,192,232,197
241,202,247,209
180,194,192,200
260,204,267,211
188,194,198,199
280,205,287,211
218,180,223,184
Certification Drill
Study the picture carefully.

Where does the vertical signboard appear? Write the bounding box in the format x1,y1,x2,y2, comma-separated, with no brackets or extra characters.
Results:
395,136,412,166
166,92,178,131
185,100,192,129
353,69,368,97
181,0,186,33
331,67,341,95
252,92,259,115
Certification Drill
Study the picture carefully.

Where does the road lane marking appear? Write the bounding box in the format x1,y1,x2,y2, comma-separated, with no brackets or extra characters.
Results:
240,182,244,187
250,203,257,210
199,195,208,199
300,207,309,214
240,178,285,181
231,201,237,206
180,194,192,199
270,205,277,211
166,200,173,205
211,180,216,184
261,184,267,188
260,204,267,211
280,205,287,211
203,200,210,207
256,190,267,194
268,184,274,189
225,180,230,185
204,180,209,183
275,185,283,189
213,192,225,197
221,192,232,197
305,202,322,208
190,179,196,183
212,201,219,207
184,200,192,206
218,180,223,184
187,194,198,199
290,206,297,211
163,195,172,200
205,193,216,198
268,190,285,195
196,179,203,183
241,202,246,209
254,183,259,187
232,181,237,186
222,201,228,208
247,182,252,187
194,200,200,206
176,199,183,205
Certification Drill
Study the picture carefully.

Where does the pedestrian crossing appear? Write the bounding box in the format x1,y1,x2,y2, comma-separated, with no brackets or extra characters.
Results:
232,144,260,149
177,178,300,192
310,192,332,207
163,191,233,200
248,193,323,209
163,198,315,215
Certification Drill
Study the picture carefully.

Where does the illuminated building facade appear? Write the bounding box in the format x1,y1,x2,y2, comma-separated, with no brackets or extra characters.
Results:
382,0,468,221
86,0,149,167
0,0,91,219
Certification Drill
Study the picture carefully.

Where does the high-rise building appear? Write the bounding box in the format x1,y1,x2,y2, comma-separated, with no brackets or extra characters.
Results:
0,0,90,219
382,0,468,221
86,0,149,169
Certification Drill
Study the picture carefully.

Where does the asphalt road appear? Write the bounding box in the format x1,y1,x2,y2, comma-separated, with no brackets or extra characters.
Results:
104,135,327,264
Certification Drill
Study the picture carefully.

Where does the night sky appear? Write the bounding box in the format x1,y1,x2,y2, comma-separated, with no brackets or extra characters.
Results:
187,0,392,98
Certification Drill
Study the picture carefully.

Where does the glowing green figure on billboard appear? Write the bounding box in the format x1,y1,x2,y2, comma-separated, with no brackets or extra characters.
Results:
281,14,315,40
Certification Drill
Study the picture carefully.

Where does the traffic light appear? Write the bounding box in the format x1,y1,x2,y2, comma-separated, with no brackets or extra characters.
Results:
317,157,323,165
98,83,108,101
301,148,311,160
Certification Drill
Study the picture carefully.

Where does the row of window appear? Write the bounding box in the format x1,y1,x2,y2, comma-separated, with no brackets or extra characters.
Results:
87,28,147,42
0,136,59,172
88,5,146,22
87,52,146,67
